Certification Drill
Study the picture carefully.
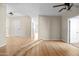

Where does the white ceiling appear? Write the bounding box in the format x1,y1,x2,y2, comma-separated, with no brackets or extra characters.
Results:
7,3,79,16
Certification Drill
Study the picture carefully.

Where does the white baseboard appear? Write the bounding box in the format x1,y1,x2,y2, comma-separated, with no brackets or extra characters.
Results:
40,39,61,40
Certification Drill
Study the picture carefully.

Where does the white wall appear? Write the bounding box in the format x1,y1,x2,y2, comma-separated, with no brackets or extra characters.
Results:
0,4,6,46
38,16,61,40
61,7,79,43
8,16,31,38
38,16,50,39
61,15,68,42
50,16,61,40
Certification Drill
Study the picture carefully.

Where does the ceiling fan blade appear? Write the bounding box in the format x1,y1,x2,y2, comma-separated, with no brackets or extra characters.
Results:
67,3,73,10
53,4,65,7
59,8,66,12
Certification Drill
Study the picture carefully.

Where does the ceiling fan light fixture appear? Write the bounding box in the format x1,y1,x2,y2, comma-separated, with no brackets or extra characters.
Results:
8,12,14,15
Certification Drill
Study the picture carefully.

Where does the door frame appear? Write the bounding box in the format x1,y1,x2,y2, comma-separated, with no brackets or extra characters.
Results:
68,19,71,44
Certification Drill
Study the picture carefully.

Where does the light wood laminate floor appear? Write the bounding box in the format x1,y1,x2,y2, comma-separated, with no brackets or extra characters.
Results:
0,38,79,56
14,40,79,56
71,43,79,48
0,46,6,56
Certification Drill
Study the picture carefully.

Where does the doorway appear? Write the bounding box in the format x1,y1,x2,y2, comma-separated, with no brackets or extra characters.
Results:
68,16,79,47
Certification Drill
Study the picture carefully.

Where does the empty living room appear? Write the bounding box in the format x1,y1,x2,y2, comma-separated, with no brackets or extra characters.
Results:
0,3,79,56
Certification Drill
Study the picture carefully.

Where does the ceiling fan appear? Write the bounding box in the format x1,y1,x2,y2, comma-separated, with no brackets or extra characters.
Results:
53,3,74,12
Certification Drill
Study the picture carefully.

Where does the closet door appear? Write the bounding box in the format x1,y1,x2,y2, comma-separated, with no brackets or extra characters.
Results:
70,16,79,43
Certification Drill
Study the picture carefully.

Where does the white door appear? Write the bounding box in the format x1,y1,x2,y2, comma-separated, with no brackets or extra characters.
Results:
70,16,79,43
